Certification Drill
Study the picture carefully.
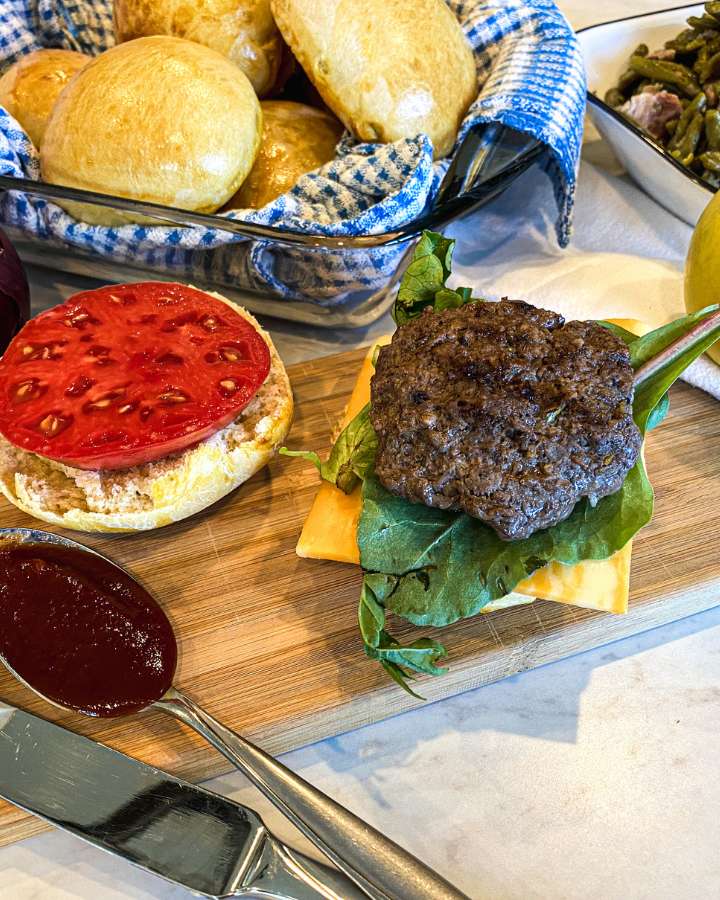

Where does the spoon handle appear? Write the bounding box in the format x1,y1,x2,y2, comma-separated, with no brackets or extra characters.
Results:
154,687,468,900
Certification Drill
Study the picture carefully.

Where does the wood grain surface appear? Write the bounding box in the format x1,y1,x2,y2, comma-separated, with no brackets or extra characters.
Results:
0,348,719,847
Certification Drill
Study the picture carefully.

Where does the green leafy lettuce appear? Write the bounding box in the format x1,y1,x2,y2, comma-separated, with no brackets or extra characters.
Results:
355,414,654,696
357,453,653,628
393,231,473,325
359,581,447,700
289,231,720,696
281,403,377,494
630,306,720,431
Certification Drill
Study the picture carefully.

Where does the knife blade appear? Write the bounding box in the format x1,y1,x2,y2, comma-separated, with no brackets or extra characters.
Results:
0,701,365,899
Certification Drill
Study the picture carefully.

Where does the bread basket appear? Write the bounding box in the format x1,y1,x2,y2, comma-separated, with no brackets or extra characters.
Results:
0,0,581,327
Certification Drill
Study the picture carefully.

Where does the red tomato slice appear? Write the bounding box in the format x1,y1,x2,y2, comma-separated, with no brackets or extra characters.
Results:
0,283,271,470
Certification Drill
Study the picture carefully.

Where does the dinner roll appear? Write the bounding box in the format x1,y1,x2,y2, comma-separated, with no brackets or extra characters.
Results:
113,0,284,97
226,100,343,209
270,0,477,159
0,297,293,533
41,37,261,226
0,49,90,148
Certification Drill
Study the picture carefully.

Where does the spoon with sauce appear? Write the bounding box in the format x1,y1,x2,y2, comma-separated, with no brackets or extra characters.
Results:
0,528,467,900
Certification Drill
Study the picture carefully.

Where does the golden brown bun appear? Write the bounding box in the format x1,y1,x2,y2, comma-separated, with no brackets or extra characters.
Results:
0,295,293,533
226,100,343,209
40,37,262,226
113,0,283,97
270,0,477,159
0,49,91,148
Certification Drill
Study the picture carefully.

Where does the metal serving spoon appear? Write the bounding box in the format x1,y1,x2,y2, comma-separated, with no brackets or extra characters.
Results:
0,528,467,900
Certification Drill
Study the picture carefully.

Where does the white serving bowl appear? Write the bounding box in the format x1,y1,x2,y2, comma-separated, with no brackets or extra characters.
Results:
579,3,714,226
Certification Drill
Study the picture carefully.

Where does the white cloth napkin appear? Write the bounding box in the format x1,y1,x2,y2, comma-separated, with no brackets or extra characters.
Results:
445,149,720,399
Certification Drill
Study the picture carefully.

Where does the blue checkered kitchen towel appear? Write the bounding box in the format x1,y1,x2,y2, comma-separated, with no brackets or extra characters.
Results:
0,0,585,302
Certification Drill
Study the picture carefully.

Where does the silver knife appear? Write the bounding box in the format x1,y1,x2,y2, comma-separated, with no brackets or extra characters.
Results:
0,701,366,899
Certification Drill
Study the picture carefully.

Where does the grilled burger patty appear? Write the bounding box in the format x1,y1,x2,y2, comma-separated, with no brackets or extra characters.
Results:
370,300,642,541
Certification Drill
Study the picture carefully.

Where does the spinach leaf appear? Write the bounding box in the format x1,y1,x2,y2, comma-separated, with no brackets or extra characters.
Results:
359,455,652,628
598,321,639,344
600,306,720,434
598,310,720,432
281,403,377,494
630,305,720,432
629,304,720,368
356,308,720,680
359,578,447,699
393,231,473,325
646,394,670,432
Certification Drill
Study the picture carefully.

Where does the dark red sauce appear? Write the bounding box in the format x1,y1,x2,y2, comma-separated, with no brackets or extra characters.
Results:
0,542,177,717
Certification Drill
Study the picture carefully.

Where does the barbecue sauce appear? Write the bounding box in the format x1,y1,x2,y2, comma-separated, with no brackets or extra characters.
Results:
0,542,176,717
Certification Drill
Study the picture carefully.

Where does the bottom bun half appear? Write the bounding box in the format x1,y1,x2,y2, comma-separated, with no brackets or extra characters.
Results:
0,296,293,532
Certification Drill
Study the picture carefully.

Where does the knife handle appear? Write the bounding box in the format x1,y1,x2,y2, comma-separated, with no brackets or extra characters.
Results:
154,688,468,900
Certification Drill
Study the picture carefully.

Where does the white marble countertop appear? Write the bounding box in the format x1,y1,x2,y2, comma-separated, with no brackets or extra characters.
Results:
4,3,720,898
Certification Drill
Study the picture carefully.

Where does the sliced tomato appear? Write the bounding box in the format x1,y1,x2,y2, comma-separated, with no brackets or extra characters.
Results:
0,283,271,470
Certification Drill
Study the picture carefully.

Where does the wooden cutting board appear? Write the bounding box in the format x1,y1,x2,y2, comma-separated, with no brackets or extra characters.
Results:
1,347,719,847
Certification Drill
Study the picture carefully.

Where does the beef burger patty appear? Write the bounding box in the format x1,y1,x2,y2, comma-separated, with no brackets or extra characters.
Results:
370,300,642,541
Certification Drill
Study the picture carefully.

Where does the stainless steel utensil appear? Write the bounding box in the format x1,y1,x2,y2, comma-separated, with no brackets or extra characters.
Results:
0,700,364,899
0,527,468,900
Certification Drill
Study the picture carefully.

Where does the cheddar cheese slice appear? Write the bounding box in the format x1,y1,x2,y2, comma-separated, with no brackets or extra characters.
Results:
297,339,632,615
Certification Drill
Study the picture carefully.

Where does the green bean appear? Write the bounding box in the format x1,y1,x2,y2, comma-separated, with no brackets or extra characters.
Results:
699,150,720,171
671,149,695,167
668,29,706,53
688,15,720,31
672,150,695,167
706,108,720,147
698,49,720,82
629,56,700,97
606,5,720,188
686,111,705,152
604,88,625,108
667,28,693,47
617,67,641,94
668,92,707,150
673,111,705,163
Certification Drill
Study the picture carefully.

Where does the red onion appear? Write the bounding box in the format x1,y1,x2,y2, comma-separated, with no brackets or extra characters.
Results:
0,227,30,354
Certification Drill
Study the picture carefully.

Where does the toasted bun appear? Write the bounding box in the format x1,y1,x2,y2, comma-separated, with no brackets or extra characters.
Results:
269,0,476,159
226,100,343,209
0,49,91,148
0,296,293,533
40,37,262,226
113,0,284,97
